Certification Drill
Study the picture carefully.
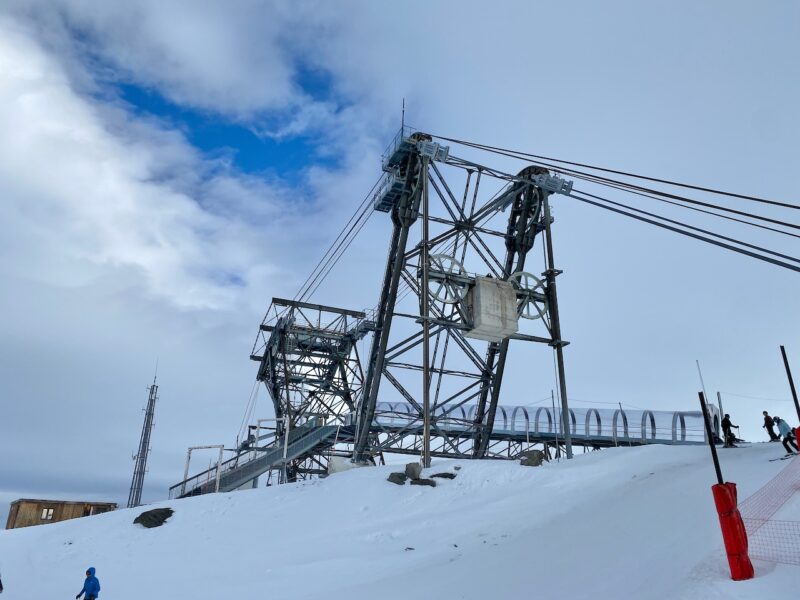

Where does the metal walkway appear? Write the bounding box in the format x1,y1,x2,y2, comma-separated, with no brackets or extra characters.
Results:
170,402,717,497
169,423,339,499
365,402,716,456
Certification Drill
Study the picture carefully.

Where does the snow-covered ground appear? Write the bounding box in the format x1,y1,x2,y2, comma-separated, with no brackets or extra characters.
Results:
1,443,797,599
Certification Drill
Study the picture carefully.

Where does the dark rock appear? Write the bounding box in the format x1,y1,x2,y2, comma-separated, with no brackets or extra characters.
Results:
431,472,456,479
453,465,462,471
133,507,174,528
387,472,408,485
519,449,546,467
404,462,422,480
404,547,415,551
409,478,437,487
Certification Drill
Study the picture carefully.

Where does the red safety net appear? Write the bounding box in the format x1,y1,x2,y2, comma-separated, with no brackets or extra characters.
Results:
739,456,800,565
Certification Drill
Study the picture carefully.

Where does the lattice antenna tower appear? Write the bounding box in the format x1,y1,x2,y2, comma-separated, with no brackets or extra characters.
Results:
127,370,159,508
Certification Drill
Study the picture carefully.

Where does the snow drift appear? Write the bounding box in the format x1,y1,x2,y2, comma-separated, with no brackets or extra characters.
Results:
1,444,797,599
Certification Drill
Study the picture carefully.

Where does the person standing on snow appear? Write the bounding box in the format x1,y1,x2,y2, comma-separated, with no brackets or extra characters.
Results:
721,413,739,447
762,411,780,441
76,567,100,600
773,417,798,455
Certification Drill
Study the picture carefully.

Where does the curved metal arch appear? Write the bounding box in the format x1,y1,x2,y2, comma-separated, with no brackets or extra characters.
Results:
585,408,602,436
511,406,530,434
672,412,688,442
612,408,630,443
641,410,657,442
497,406,509,432
534,407,553,434
568,409,577,432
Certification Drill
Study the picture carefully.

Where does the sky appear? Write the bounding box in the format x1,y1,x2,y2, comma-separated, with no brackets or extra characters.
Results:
0,0,798,519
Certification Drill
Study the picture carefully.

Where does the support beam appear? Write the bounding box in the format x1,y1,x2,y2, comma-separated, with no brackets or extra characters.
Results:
543,194,573,459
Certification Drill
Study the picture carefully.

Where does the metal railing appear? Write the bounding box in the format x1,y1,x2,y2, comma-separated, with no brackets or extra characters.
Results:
369,402,712,445
169,422,339,499
381,125,416,171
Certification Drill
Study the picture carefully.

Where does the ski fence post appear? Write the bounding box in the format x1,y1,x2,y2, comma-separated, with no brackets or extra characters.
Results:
699,391,754,581
779,345,800,450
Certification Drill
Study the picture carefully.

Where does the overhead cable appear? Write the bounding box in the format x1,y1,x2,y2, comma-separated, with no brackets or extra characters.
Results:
437,138,800,231
568,192,800,273
431,134,800,210
294,177,381,302
573,189,800,265
571,173,800,240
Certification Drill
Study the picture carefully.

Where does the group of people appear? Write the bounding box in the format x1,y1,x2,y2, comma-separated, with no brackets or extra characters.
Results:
0,567,100,598
762,411,799,454
720,410,799,455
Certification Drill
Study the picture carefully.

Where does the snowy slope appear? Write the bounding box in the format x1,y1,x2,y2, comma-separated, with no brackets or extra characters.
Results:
0,444,797,599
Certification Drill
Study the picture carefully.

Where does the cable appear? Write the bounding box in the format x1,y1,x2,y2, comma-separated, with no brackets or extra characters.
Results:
299,205,373,302
294,176,381,302
236,379,260,443
568,192,800,273
572,173,800,240
303,207,376,301
431,134,800,210
567,169,800,232
439,139,800,231
573,189,800,265
295,192,374,301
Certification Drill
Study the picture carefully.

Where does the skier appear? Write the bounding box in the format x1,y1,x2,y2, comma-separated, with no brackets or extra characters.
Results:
762,411,780,441
721,413,739,447
773,416,799,455
76,567,100,600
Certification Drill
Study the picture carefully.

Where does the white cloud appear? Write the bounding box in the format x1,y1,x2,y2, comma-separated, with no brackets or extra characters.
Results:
6,0,348,128
0,15,304,311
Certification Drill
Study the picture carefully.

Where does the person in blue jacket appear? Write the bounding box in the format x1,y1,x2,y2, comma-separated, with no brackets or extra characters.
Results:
774,416,799,455
76,567,100,600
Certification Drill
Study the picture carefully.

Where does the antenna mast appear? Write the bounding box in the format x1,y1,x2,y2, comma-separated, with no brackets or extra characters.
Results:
127,370,159,508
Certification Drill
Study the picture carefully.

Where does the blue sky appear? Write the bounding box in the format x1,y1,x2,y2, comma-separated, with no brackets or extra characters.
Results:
0,0,797,518
116,72,340,178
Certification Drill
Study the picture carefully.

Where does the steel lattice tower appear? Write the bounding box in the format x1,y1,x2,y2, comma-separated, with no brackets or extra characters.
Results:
127,375,158,508
169,127,724,498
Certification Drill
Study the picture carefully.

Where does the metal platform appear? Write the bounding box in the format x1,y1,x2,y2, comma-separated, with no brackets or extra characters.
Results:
169,423,339,499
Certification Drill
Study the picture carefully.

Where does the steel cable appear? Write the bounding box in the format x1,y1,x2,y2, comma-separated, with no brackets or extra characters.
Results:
430,134,800,210
569,191,800,273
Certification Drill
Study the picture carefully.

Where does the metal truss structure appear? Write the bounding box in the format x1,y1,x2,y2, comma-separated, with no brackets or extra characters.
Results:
170,127,719,496
250,298,372,480
127,375,158,508
351,128,574,464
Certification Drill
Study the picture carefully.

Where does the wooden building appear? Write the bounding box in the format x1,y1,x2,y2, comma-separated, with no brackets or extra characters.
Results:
5,499,117,530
